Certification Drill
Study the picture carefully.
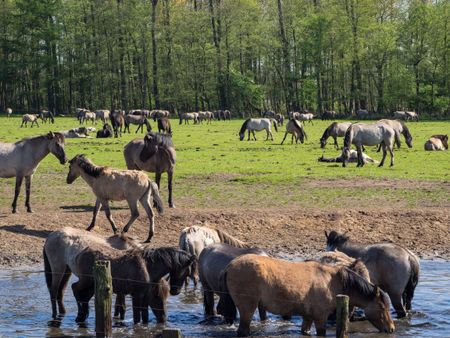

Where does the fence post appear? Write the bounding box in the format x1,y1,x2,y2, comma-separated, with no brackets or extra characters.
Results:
162,328,182,338
336,294,349,338
94,260,112,338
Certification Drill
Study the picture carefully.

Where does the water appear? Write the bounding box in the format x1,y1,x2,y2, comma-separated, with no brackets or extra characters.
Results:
0,260,448,337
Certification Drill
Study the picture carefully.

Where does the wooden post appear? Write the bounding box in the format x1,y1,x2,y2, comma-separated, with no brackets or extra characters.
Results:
336,294,349,338
94,260,112,338
162,328,182,338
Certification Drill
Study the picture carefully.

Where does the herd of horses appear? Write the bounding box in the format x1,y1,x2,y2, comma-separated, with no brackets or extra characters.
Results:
0,107,444,336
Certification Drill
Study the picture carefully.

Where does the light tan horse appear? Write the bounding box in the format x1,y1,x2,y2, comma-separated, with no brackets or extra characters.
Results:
6,107,12,117
66,154,164,242
21,114,40,127
280,119,307,144
223,255,395,336
424,135,448,151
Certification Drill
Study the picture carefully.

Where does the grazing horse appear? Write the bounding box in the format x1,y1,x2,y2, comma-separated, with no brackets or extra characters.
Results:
239,118,278,141
0,132,66,213
320,122,352,149
66,154,164,242
318,149,378,164
356,109,369,119
223,255,395,336
96,124,113,138
95,109,110,124
325,230,420,318
124,115,152,133
157,118,172,135
178,112,198,125
406,111,419,121
322,110,336,120
199,244,268,323
298,113,314,125
393,111,408,120
110,110,125,137
124,132,176,208
342,123,400,167
21,114,40,128
179,226,248,287
424,134,448,151
6,107,12,117
38,110,55,124
280,119,307,145
378,119,413,149
262,110,276,118
150,109,170,121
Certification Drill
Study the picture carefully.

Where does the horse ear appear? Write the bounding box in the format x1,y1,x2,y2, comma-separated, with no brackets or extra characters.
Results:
47,131,55,139
324,230,329,239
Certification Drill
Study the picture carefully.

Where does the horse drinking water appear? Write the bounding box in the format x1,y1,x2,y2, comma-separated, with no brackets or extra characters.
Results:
0,132,67,213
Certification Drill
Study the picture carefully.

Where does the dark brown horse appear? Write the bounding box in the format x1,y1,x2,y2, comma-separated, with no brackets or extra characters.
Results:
124,132,176,208
325,230,420,318
157,117,172,135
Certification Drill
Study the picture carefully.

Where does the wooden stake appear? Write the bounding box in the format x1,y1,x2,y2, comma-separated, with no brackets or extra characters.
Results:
94,260,112,337
336,294,349,338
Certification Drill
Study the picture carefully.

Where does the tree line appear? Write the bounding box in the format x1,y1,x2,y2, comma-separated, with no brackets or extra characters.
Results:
0,0,449,118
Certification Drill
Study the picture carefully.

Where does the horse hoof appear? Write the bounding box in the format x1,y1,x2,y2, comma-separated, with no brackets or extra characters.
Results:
143,238,152,243
27,209,33,213
12,209,17,214
85,227,93,232
169,204,176,208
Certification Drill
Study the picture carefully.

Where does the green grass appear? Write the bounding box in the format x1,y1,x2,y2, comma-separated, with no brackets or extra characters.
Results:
0,116,449,209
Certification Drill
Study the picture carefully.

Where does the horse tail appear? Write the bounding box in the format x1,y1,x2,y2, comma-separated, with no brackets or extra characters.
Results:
271,118,278,132
343,124,353,149
149,181,164,214
404,253,420,311
43,248,52,291
394,129,401,148
218,269,237,324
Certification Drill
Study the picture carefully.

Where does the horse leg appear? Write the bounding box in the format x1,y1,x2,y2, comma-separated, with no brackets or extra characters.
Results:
122,200,139,234
258,303,267,321
56,266,71,316
114,294,126,320
203,285,215,318
247,130,250,141
379,143,387,167
314,316,328,336
280,132,288,145
86,199,101,231
23,175,33,213
388,145,394,167
356,146,363,167
300,317,313,335
12,176,23,213
131,293,144,324
236,299,258,336
72,281,93,323
269,130,274,141
140,195,155,243
102,200,119,234
334,137,339,149
390,292,407,318
168,171,175,208
252,130,257,141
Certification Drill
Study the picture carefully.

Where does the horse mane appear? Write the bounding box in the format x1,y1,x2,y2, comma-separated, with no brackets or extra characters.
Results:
338,266,376,300
15,132,65,145
146,131,173,148
142,246,194,270
321,122,336,140
293,119,307,140
431,134,448,141
399,121,411,138
239,119,250,134
72,154,104,177
215,229,248,248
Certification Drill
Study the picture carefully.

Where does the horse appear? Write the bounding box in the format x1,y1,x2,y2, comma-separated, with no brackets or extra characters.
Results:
43,228,194,323
406,111,419,121
424,134,448,151
239,118,278,141
322,110,336,120
393,111,408,120
6,107,12,117
95,109,110,124
280,119,307,145
38,110,55,124
60,127,92,138
76,108,88,123
215,110,231,120
356,109,369,119
199,243,268,323
298,113,314,125
378,119,413,149
150,109,170,121
82,111,96,124
179,226,248,287
223,255,395,336
325,230,420,318
96,124,113,138
342,123,400,167
197,111,213,124
274,113,284,126
178,112,197,125
320,122,352,149
21,114,40,128
124,132,176,208
157,118,172,135
110,110,125,137
262,111,276,118
66,154,164,242
318,149,378,164
124,115,151,133
0,132,66,213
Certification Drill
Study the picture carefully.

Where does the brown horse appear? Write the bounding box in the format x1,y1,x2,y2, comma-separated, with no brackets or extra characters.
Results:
424,134,448,151
325,230,420,318
124,132,176,208
157,117,172,135
223,255,394,336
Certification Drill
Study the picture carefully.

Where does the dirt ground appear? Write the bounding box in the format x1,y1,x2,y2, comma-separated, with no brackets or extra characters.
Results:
0,203,449,268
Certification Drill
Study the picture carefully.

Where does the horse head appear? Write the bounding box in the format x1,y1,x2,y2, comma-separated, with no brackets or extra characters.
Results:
364,287,395,333
325,230,349,251
341,147,351,167
47,132,67,164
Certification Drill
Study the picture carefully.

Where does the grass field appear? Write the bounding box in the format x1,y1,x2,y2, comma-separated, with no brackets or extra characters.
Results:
0,116,449,210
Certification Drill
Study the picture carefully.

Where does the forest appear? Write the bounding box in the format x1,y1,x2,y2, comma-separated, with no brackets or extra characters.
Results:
0,0,449,117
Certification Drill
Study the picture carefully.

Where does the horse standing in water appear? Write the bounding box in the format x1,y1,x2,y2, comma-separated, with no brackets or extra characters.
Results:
124,132,176,208
239,118,278,141
325,230,420,318
0,132,66,213
320,122,352,149
223,255,395,336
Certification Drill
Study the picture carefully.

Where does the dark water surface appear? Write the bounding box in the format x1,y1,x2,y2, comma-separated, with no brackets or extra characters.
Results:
0,260,448,337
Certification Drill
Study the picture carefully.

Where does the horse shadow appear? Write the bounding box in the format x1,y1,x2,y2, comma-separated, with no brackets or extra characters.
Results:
60,205,129,212
0,224,51,239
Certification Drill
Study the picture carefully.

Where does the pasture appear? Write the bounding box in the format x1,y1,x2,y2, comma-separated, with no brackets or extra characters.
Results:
0,116,449,211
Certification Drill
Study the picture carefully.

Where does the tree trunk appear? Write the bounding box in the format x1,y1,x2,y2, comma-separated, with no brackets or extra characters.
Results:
277,0,293,112
151,0,160,108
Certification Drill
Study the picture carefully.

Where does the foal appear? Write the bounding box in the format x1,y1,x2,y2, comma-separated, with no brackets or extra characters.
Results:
66,154,164,242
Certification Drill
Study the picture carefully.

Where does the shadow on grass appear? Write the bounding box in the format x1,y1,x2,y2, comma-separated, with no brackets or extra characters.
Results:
0,224,51,238
60,205,129,212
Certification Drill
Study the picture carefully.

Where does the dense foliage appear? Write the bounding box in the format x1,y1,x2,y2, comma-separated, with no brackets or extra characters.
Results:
0,0,449,117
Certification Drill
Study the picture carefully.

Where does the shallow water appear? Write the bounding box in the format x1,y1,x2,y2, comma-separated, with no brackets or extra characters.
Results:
0,260,448,337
